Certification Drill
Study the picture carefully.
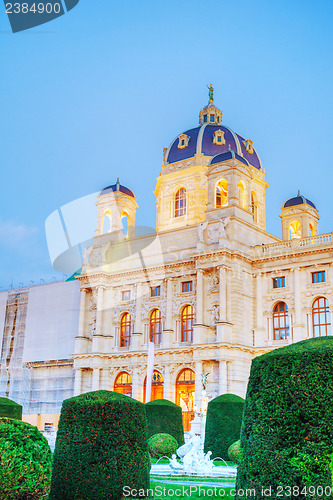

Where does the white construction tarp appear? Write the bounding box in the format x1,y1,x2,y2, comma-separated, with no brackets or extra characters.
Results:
0,291,8,352
23,281,80,362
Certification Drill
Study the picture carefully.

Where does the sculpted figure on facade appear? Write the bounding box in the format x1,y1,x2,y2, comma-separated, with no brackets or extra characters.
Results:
210,304,220,324
218,217,230,238
197,221,208,243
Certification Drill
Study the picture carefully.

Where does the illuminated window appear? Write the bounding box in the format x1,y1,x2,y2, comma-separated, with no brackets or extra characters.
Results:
251,192,258,223
312,297,331,337
150,309,162,344
176,368,195,432
181,305,194,342
114,372,132,396
312,271,326,284
273,302,289,340
238,180,247,209
289,220,301,239
273,277,285,288
143,371,164,402
120,313,131,347
216,180,228,208
122,290,130,301
309,222,315,236
151,286,161,297
182,281,193,292
175,188,186,217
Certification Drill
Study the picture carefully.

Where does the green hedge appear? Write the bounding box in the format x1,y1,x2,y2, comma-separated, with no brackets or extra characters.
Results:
0,417,52,500
145,399,184,445
148,433,179,458
204,394,244,460
49,390,150,500
0,397,22,420
236,337,333,499
228,440,240,463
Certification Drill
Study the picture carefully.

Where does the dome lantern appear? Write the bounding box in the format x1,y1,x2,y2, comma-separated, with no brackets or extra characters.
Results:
280,191,319,241
199,84,222,125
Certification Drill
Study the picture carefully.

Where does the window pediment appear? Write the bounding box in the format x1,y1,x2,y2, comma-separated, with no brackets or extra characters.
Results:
213,129,226,145
243,139,254,154
178,133,190,149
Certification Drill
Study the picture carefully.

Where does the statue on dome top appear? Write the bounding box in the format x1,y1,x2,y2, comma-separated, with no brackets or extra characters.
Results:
207,83,214,101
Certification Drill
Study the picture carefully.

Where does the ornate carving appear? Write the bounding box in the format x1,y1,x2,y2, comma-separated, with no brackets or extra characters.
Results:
197,221,208,243
210,304,220,324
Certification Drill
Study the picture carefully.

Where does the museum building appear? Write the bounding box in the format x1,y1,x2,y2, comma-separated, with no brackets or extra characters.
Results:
0,92,332,432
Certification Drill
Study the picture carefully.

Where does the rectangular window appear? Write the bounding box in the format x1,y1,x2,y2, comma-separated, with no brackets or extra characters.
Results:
151,286,161,297
182,281,193,293
210,114,215,122
203,115,207,123
273,277,285,288
44,423,54,432
312,271,326,284
122,290,131,301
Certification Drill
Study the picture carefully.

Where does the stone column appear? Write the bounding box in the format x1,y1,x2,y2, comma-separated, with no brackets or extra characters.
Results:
194,361,202,409
196,269,204,324
219,266,227,321
163,365,172,401
134,283,142,333
218,360,228,395
268,316,273,345
132,368,141,401
95,287,104,335
253,273,266,346
92,368,100,391
73,368,82,396
78,289,87,337
165,279,173,330
293,268,305,341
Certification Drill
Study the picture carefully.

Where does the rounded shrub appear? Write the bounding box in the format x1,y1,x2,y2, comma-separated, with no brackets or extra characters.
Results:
49,390,150,500
228,440,240,463
236,337,333,499
0,417,52,500
0,397,22,419
204,393,244,460
146,399,184,445
148,433,178,458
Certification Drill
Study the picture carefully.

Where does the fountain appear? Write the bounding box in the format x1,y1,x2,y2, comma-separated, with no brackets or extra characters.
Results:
150,374,237,477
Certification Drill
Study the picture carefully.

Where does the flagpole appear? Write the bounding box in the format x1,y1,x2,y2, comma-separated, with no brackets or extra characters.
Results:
145,341,155,402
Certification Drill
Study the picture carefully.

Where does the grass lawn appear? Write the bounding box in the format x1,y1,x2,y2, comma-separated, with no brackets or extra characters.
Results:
149,479,235,499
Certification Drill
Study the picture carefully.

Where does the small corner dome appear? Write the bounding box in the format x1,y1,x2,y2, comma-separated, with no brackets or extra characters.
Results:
283,191,316,210
100,178,135,198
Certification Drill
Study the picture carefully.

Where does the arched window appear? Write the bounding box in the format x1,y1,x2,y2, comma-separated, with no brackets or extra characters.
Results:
251,191,258,223
120,313,131,347
143,370,164,402
102,211,112,234
121,212,129,236
309,222,315,237
114,372,132,396
181,305,194,343
273,302,289,340
150,309,162,344
312,297,331,337
238,180,247,209
176,368,195,432
174,188,186,217
289,220,301,240
216,180,228,208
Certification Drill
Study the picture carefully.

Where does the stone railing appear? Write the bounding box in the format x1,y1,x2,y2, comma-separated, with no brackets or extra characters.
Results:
252,233,333,258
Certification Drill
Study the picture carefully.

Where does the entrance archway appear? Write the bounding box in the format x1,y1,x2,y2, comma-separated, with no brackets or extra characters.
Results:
144,370,164,403
113,372,132,397
176,368,195,431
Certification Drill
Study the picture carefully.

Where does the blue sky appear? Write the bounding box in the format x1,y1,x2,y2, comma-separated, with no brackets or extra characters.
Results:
0,0,333,289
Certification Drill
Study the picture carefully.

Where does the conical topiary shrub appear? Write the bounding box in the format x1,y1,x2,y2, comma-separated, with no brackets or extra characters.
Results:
145,399,184,445
204,393,245,460
236,337,333,499
0,397,22,420
49,390,150,500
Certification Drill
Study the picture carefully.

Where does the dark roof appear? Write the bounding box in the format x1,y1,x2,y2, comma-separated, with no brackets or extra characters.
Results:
100,180,135,198
165,124,261,170
209,150,249,166
283,194,316,209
